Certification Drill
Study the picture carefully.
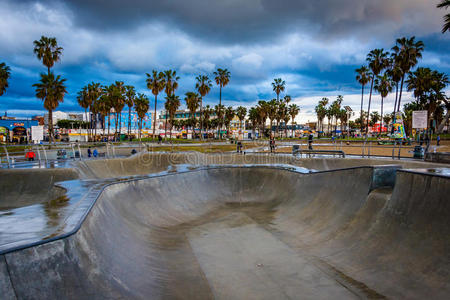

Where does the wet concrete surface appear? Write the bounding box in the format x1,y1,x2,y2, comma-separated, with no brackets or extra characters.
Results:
0,155,449,299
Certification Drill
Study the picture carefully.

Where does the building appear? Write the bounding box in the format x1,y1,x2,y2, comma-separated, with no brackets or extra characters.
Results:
0,118,39,143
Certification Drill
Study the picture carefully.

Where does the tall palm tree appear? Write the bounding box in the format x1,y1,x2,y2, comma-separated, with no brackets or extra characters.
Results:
162,70,179,138
215,104,225,138
236,106,247,138
146,70,165,139
214,68,231,138
185,92,200,138
33,73,67,143
267,99,278,137
257,100,269,135
87,82,102,141
289,104,300,137
0,62,11,96
224,107,235,138
272,78,285,101
96,94,111,138
276,102,286,137
164,94,181,140
374,73,393,135
77,86,90,139
33,36,63,75
134,93,149,142
103,85,116,139
248,107,259,138
437,0,450,33
355,66,371,132
391,37,424,113
366,48,389,135
195,75,212,139
111,81,126,140
125,85,136,137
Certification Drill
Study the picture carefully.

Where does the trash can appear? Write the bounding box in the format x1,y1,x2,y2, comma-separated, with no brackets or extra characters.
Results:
413,146,424,159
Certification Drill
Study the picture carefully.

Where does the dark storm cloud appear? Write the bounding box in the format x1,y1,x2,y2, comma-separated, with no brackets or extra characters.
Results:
30,0,443,43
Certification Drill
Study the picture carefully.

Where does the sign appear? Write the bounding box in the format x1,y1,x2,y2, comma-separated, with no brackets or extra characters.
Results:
13,122,24,127
0,127,7,134
412,110,427,129
31,126,44,142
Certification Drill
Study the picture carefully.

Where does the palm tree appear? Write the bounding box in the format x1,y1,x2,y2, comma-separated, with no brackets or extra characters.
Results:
111,81,126,140
356,66,371,133
284,95,292,105
146,70,165,139
214,68,231,138
224,107,235,138
257,100,269,136
134,93,150,142
282,106,290,138
164,94,181,140
366,48,389,135
103,85,116,139
33,73,67,143
185,92,200,139
272,78,285,101
33,36,63,75
236,106,247,138
437,0,450,33
370,112,380,127
374,73,393,135
195,75,212,139
267,99,278,137
248,107,259,138
125,85,136,137
77,86,90,139
289,104,300,137
215,104,225,138
330,96,343,135
0,62,11,96
87,82,102,141
391,37,424,113
276,102,286,137
162,70,180,139
94,95,110,139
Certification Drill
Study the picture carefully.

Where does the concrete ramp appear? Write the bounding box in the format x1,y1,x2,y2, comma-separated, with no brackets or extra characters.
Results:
1,166,449,299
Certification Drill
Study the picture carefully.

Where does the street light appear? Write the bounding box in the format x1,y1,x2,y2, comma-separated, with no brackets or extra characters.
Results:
347,110,354,141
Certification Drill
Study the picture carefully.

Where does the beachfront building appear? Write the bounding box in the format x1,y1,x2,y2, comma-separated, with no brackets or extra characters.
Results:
0,118,38,143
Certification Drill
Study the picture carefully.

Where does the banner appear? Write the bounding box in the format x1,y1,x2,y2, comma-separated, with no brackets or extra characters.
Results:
392,112,406,139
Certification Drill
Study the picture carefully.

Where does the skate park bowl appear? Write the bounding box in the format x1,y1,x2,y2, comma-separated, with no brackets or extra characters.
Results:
0,153,449,299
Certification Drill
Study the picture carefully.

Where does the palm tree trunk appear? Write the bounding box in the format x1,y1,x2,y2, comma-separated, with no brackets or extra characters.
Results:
218,85,222,139
366,78,375,136
393,82,399,116
291,117,294,137
360,84,364,133
153,94,157,140
380,97,384,135
397,75,405,113
48,109,53,144
107,114,111,140
128,107,131,136
199,97,203,140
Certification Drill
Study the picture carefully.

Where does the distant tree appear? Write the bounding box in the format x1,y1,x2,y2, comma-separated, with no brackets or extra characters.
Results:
289,104,300,138
366,48,390,135
214,68,231,138
374,73,393,134
164,94,181,140
125,85,136,136
134,93,149,142
0,62,11,96
224,106,235,138
146,70,165,138
195,75,212,139
236,106,247,137
185,92,201,138
272,78,285,101
356,66,371,132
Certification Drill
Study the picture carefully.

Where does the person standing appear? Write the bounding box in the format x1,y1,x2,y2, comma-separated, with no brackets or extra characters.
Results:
93,148,98,158
308,133,314,150
87,147,92,158
437,135,440,146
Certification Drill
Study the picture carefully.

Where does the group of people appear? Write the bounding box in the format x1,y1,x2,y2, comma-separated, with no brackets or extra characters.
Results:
87,147,98,158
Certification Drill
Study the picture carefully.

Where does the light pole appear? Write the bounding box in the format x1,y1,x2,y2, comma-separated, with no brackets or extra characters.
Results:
347,110,354,141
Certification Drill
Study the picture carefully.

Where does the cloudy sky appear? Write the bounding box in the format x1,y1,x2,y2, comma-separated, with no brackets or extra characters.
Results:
0,0,449,122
